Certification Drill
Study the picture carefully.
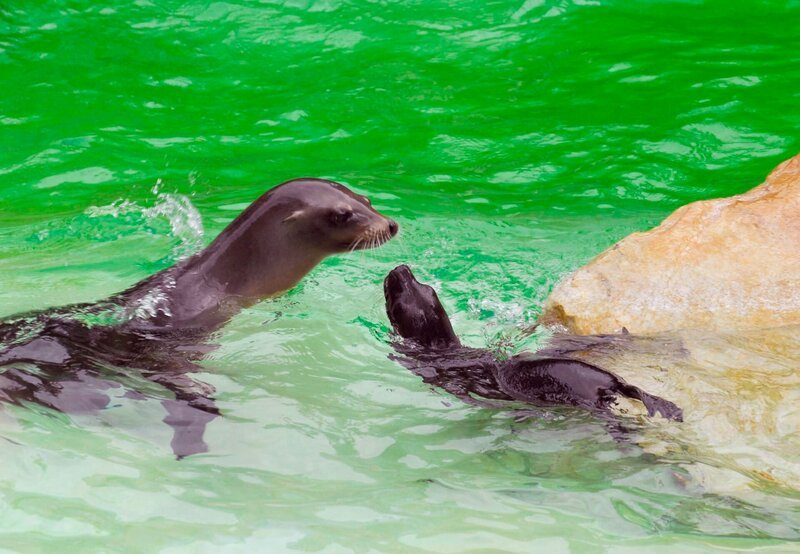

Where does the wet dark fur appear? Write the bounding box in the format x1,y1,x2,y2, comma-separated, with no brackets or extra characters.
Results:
0,178,398,457
384,265,683,422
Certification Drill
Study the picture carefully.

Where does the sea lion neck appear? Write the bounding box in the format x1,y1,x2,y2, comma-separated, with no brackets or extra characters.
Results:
179,209,322,301
156,199,322,329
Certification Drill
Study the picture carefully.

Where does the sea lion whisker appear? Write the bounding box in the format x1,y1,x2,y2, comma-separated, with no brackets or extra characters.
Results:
349,238,363,253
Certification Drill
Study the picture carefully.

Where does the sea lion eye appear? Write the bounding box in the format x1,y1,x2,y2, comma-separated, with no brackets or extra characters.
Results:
330,208,354,226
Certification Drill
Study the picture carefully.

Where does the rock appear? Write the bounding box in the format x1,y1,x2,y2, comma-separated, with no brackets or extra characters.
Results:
542,153,800,335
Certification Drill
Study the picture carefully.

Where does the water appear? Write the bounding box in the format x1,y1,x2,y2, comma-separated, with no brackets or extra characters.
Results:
1,0,800,550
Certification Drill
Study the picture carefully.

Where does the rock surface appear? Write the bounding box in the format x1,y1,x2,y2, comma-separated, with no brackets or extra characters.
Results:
542,153,800,335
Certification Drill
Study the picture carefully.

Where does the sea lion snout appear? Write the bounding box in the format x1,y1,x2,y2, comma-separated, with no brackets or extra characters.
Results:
345,199,398,251
384,265,422,308
385,264,415,289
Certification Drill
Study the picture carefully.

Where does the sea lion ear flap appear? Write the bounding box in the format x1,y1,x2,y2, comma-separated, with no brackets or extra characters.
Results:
283,209,305,223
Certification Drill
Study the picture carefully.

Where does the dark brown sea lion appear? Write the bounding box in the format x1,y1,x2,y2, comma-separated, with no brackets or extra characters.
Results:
384,264,682,422
0,178,398,457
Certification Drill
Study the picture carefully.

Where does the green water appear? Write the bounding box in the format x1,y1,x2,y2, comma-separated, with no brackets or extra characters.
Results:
1,0,800,551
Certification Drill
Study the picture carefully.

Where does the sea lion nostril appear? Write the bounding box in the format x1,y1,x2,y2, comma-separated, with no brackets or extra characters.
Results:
389,264,412,282
388,220,398,236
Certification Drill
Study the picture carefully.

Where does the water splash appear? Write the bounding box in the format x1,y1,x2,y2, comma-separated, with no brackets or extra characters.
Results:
467,297,542,356
83,183,204,261
128,273,176,320
25,181,205,268
467,297,536,326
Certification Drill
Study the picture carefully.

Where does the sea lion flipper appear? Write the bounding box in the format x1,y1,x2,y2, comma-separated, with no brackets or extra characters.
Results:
162,398,217,459
618,384,683,422
644,393,684,422
143,371,219,458
147,372,219,414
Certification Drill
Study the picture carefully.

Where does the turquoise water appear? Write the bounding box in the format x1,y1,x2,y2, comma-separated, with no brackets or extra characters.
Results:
1,0,800,551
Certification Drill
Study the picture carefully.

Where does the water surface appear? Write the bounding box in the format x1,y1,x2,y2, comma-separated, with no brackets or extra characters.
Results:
1,0,799,551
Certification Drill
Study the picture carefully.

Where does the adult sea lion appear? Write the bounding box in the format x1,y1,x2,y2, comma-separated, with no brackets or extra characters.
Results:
0,178,398,457
384,264,682,421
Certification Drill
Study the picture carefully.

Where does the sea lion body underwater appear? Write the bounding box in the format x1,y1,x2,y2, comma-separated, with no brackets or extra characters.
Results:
0,178,398,456
384,265,683,422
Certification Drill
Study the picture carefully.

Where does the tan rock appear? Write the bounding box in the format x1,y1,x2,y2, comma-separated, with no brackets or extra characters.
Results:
542,153,800,334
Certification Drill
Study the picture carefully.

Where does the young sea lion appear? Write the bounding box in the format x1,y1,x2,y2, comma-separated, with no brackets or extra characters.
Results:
384,264,683,421
0,178,398,457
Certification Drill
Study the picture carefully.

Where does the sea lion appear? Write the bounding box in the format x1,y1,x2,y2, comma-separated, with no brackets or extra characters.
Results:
118,177,399,332
384,264,682,421
0,178,398,457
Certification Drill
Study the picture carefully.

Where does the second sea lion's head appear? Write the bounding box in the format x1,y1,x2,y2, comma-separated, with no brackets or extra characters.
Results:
384,264,460,349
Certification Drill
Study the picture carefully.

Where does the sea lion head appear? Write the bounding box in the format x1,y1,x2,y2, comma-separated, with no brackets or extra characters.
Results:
273,178,398,254
384,264,460,349
191,178,399,302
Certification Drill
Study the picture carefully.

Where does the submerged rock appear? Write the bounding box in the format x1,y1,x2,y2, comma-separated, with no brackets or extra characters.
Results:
542,153,800,335
543,326,800,496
